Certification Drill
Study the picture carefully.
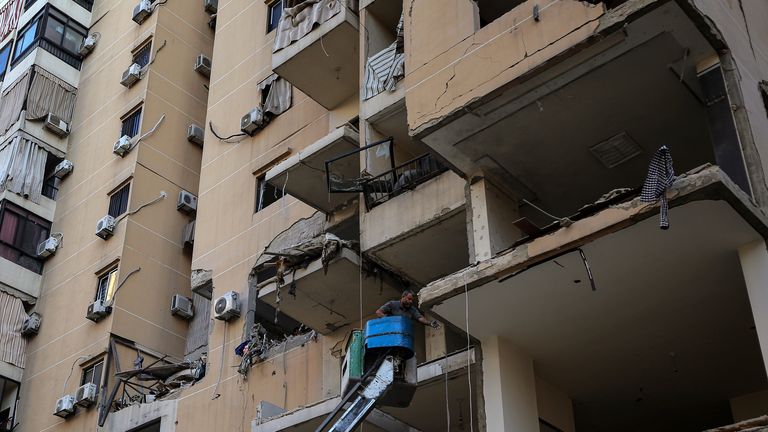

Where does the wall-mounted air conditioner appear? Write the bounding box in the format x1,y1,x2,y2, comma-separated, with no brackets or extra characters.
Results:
204,0,217,14
177,190,197,214
214,291,240,321
113,135,132,157
54,159,74,178
53,395,76,418
171,294,194,319
86,299,112,322
44,113,70,137
95,215,117,240
21,312,42,336
194,54,211,78
240,107,267,136
187,124,204,146
120,63,142,88
74,383,98,408
79,34,98,57
37,236,60,258
132,0,153,24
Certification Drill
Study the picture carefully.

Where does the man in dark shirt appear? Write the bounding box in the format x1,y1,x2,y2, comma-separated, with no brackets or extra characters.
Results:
376,289,440,328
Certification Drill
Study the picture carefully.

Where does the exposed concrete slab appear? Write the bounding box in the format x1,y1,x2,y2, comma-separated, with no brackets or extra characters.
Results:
420,165,768,307
106,400,178,432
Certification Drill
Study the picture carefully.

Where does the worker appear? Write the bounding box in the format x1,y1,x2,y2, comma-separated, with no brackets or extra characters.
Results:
376,289,440,328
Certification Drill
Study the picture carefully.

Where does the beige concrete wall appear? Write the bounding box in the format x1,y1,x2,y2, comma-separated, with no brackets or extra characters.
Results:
404,0,604,136
536,377,576,432
738,239,768,379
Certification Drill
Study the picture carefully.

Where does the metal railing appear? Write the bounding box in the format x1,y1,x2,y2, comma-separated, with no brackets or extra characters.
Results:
362,153,446,210
39,38,83,69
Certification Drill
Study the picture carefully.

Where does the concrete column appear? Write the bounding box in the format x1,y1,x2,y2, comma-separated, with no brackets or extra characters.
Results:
481,335,539,432
738,240,768,377
424,314,447,361
467,178,522,262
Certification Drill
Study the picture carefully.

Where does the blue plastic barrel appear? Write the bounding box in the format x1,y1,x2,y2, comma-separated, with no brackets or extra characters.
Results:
364,316,414,359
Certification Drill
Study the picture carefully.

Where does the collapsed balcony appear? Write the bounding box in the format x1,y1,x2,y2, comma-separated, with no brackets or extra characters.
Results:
271,0,360,109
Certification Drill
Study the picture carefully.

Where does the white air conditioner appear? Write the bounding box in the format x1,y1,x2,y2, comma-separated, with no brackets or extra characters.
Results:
53,395,76,418
171,294,194,319
182,220,195,248
54,159,74,178
177,190,198,214
194,54,211,78
214,291,240,321
37,236,60,258
113,135,132,157
95,215,116,240
44,113,70,137
187,124,204,146
204,0,217,14
240,107,267,136
132,0,153,24
74,383,98,408
86,299,112,322
21,312,42,336
79,34,98,57
120,63,142,88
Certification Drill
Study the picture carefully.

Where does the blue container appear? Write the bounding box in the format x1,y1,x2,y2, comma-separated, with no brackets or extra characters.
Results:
364,316,414,360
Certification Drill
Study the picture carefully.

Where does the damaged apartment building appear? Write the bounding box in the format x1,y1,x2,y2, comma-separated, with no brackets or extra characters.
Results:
2,0,768,431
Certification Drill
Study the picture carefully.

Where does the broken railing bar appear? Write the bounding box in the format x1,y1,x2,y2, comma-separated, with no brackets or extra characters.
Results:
324,136,395,195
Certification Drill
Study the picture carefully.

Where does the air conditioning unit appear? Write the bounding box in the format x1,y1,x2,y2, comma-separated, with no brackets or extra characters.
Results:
187,124,204,146
79,34,98,57
177,190,198,214
240,107,267,136
194,54,211,78
74,383,98,408
214,291,240,321
182,220,195,248
113,135,132,157
132,0,153,24
53,395,76,418
21,312,42,336
120,63,142,88
171,294,194,319
95,215,117,240
44,113,70,137
204,0,217,14
37,236,60,258
54,159,74,178
86,299,112,322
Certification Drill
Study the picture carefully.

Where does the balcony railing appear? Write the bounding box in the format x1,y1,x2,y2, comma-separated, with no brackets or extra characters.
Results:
362,153,447,210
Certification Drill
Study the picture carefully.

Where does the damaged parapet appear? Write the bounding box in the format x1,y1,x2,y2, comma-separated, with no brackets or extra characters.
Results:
191,268,213,299
234,323,317,377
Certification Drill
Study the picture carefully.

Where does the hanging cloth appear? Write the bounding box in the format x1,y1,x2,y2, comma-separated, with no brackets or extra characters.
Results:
0,134,48,203
362,14,405,100
640,145,676,229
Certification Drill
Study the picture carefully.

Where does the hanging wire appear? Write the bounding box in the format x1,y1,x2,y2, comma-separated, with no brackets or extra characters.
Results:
209,121,247,142
465,275,475,432
211,321,228,400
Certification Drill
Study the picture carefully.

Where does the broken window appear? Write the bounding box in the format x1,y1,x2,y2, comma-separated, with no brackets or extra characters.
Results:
108,183,130,218
255,174,281,213
96,266,118,303
121,107,142,138
0,201,50,273
81,359,104,393
258,74,292,118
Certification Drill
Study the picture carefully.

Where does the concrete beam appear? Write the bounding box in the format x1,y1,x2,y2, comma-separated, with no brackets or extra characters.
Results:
420,165,768,307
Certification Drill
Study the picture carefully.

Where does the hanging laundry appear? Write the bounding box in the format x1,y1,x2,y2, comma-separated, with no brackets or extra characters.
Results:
640,145,676,229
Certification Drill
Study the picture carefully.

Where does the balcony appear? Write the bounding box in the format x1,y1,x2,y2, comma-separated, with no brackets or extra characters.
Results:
265,126,359,213
271,0,359,109
362,152,447,210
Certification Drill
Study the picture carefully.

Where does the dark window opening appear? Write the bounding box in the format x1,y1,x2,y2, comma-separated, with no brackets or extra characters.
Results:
132,42,152,68
267,0,283,33
760,81,768,116
72,0,94,12
81,360,104,394
255,174,281,213
0,201,51,274
475,0,524,28
11,5,87,69
24,0,38,11
0,41,12,81
108,183,130,218
0,377,20,432
96,267,118,302
41,153,64,200
121,108,142,138
128,419,161,432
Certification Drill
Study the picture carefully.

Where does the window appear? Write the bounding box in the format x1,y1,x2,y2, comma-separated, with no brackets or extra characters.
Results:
81,360,104,391
255,174,281,212
23,0,38,11
267,0,283,33
0,201,51,274
13,15,40,61
760,81,768,116
121,108,142,138
0,41,12,81
96,267,118,302
43,8,86,54
132,41,152,68
11,6,87,69
108,183,130,218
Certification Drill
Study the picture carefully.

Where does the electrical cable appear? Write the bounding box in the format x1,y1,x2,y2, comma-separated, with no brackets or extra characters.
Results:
522,198,573,227
115,192,167,224
465,275,475,432
209,121,247,142
107,267,142,306
212,321,228,400
62,355,93,396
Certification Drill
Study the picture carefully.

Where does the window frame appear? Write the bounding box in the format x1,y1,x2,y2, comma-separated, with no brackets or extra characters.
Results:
0,40,13,81
11,5,87,68
108,182,131,218
254,173,281,213
80,359,104,391
131,40,152,68
0,200,51,274
266,0,283,33
95,266,118,303
120,107,143,139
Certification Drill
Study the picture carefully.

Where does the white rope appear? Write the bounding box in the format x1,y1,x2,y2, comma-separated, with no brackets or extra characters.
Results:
465,275,474,432
445,359,451,431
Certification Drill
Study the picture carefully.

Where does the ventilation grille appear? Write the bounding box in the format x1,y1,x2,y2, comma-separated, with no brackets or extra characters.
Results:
589,132,642,168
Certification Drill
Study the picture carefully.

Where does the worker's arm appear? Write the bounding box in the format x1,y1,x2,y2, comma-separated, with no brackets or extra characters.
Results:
375,308,386,318
415,314,440,328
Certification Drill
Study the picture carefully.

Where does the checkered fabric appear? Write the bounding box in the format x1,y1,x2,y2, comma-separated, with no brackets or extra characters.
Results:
640,145,676,229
